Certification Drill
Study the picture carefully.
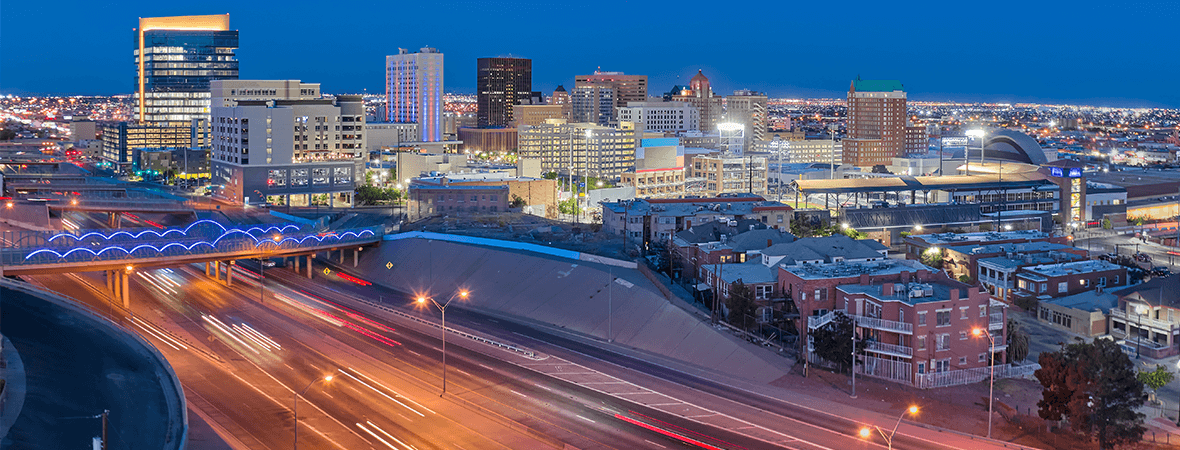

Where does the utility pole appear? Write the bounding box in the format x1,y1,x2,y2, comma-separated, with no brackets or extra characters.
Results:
102,410,108,450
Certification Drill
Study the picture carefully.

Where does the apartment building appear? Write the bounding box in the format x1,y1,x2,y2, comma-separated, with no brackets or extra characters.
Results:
975,242,1089,302
617,101,700,134
1012,260,1128,301
601,195,792,250
783,259,1007,387
844,79,906,167
1108,276,1180,359
516,119,637,180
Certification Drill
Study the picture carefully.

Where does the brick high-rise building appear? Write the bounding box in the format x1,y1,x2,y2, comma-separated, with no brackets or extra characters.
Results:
477,57,532,128
574,71,647,123
551,85,571,119
844,78,906,167
669,70,724,133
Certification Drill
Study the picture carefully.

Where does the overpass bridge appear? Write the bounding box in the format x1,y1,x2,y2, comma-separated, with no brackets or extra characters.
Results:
0,219,383,307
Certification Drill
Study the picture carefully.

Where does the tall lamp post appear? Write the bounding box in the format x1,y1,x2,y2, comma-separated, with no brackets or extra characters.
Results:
972,327,997,439
1135,304,1148,359
417,289,469,396
294,372,337,449
858,405,919,450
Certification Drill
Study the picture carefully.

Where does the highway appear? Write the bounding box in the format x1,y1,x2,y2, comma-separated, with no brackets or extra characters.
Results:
31,263,781,449
25,252,1031,450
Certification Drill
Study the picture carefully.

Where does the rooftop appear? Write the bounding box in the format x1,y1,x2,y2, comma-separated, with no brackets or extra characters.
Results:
782,258,931,281
763,234,885,264
1042,290,1119,312
601,196,790,217
911,229,1051,246
714,260,778,285
837,281,972,306
946,240,1077,257
1112,274,1180,307
851,79,905,93
1021,260,1126,278
978,250,1085,270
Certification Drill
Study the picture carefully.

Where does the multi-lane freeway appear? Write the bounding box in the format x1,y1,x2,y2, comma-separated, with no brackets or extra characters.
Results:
27,253,1026,450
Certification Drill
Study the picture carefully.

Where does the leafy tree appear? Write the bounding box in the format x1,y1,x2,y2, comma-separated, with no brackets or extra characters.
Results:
1128,216,1147,226
958,274,973,284
364,170,374,187
810,312,863,374
542,172,559,180
1007,319,1030,363
726,281,758,325
557,198,580,215
920,248,943,269
1034,338,1145,450
355,185,388,205
1137,365,1174,395
1102,218,1113,230
510,194,527,208
840,226,867,239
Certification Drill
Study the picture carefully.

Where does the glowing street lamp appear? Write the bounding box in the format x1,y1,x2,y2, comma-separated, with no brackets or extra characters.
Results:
858,405,919,449
294,372,337,449
417,289,470,395
972,328,996,439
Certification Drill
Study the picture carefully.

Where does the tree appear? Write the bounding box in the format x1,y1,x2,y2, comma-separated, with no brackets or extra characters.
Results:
542,172,559,180
1007,319,1030,363
1102,218,1113,230
810,312,863,374
958,274,973,284
920,248,943,269
726,281,758,326
510,194,526,208
1035,338,1145,450
364,170,374,187
557,198,580,215
1137,365,1174,399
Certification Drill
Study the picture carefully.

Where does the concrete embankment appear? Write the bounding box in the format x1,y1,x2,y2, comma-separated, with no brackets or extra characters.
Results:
354,235,789,383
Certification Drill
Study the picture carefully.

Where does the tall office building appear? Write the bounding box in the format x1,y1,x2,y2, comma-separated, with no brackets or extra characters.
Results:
551,85,571,119
844,78,907,167
517,119,637,180
477,57,532,128
669,70,723,133
573,71,647,122
135,14,239,126
617,101,700,133
386,47,443,142
570,85,614,126
725,90,768,152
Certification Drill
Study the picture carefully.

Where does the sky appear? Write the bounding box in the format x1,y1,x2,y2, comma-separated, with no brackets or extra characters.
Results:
3,0,1179,108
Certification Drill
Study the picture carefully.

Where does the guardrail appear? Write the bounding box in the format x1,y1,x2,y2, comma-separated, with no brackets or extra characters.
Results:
0,222,382,267
348,295,544,361
853,314,914,334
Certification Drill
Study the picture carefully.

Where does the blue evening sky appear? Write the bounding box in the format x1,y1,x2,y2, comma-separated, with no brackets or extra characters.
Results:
3,1,1178,107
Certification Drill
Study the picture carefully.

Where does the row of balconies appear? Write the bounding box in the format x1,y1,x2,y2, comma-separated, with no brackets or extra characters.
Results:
1110,308,1177,332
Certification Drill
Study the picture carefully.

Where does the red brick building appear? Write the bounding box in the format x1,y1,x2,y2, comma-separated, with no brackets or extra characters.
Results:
844,79,906,167
782,259,1008,387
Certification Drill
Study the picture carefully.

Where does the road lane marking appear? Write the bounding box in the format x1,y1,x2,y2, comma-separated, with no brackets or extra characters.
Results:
406,350,421,357
345,367,436,415
576,415,596,423
510,389,527,398
644,440,667,448
339,369,426,417
357,422,398,449
366,421,419,450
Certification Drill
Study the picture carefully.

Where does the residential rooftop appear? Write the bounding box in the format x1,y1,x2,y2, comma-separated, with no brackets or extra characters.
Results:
910,229,1051,246
978,251,1085,270
715,260,777,285
947,240,1079,257
837,280,975,306
781,258,932,280
601,196,791,217
1021,259,1126,278
1042,290,1119,312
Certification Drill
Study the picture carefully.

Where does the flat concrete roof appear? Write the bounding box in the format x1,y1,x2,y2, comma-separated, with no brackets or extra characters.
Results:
1022,259,1125,278
793,171,1055,194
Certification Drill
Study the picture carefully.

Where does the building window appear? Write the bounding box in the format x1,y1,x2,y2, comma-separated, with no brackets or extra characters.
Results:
917,362,926,374
936,310,950,327
979,353,987,363
959,356,967,366
918,311,927,327
935,359,950,373
917,335,926,350
1040,283,1047,293
1057,282,1068,293
979,305,987,317
937,334,950,351
960,307,969,319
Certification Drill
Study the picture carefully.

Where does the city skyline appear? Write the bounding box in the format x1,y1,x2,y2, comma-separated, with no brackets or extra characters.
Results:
4,1,1180,108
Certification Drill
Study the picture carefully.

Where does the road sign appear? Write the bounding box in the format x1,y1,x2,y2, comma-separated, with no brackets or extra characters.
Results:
323,268,331,275
386,261,394,269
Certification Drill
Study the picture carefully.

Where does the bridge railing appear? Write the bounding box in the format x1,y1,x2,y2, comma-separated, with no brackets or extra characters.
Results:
0,224,382,267
2,220,324,250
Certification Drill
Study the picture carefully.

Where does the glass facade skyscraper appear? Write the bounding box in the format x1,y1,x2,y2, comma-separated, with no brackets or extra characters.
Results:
134,15,239,126
386,47,443,142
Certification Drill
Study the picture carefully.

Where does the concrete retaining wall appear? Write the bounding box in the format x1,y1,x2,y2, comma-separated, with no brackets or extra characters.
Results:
359,236,787,383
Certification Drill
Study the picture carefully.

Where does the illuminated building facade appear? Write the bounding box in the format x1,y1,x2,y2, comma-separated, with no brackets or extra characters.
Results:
477,57,532,128
210,80,365,207
724,90,768,152
844,78,906,167
570,85,614,126
135,14,239,126
573,71,647,124
551,85,571,119
617,101,700,133
517,119,637,180
669,70,723,133
386,47,443,142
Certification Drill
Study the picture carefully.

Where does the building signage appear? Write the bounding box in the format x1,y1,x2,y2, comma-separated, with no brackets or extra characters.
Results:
1049,167,1082,178
941,137,968,146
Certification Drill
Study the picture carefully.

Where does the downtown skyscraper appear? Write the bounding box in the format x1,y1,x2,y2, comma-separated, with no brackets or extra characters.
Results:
476,57,532,128
134,14,239,126
386,47,443,142
843,78,907,167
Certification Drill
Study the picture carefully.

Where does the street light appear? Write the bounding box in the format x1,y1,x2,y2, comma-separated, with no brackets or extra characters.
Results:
1135,304,1149,359
294,372,336,449
966,128,985,176
417,289,469,395
858,405,919,449
972,327,996,439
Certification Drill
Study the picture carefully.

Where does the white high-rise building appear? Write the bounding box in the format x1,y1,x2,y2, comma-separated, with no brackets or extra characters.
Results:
617,101,700,133
386,47,443,142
